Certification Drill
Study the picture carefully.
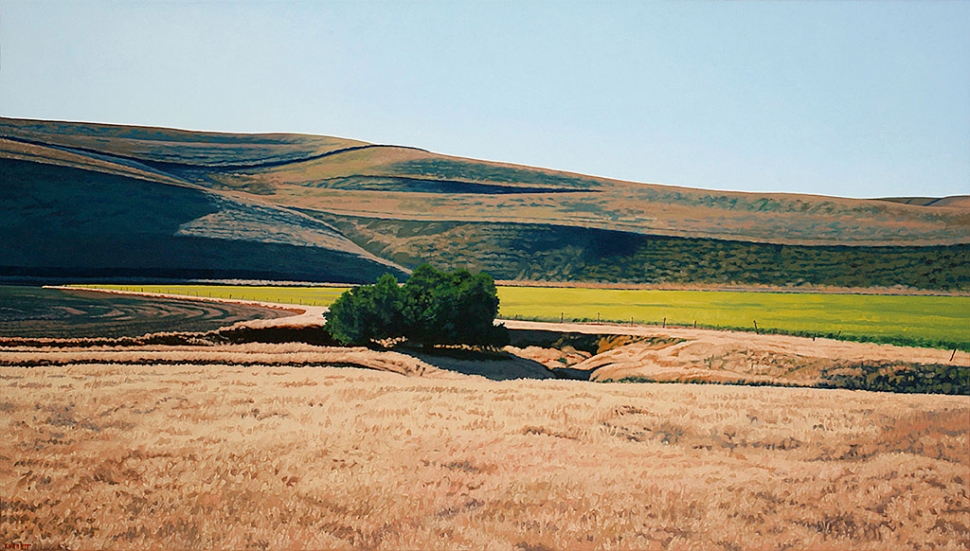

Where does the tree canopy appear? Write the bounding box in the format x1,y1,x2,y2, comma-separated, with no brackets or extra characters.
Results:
325,265,509,349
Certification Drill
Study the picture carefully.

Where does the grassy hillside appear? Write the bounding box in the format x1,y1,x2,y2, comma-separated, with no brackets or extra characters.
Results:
307,213,970,289
2,117,968,288
0,116,368,167
207,149,970,246
0,158,407,283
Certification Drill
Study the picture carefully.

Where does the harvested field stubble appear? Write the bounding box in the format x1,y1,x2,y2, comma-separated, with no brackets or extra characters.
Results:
1,363,968,550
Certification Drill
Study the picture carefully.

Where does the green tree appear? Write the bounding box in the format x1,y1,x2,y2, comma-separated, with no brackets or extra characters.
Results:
447,268,507,348
400,264,456,347
401,265,508,350
324,273,404,346
324,265,508,349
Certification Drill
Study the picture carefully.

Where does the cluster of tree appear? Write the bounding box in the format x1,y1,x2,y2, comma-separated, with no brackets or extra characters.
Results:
325,264,509,350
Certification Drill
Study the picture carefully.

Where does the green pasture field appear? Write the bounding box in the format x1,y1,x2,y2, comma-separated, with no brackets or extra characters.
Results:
499,287,970,349
73,284,970,349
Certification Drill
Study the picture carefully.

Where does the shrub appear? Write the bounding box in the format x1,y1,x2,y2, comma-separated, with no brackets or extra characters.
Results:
325,265,508,350
325,274,405,346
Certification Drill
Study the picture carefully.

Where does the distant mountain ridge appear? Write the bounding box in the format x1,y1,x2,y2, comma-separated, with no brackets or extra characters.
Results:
2,117,968,288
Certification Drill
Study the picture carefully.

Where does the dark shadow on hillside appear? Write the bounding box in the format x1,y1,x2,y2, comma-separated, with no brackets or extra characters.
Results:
0,158,408,284
317,175,593,195
398,347,558,381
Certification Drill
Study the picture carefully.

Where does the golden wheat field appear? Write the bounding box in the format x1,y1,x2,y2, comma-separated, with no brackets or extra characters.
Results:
1,352,968,551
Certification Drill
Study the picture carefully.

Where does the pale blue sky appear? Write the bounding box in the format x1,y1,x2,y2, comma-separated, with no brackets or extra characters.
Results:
1,0,968,198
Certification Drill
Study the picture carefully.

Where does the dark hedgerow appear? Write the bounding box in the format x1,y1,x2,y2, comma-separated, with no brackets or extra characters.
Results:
325,265,509,350
819,362,970,396
617,362,969,396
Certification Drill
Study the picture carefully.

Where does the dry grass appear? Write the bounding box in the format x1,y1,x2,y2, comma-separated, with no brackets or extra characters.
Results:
1,359,967,550
0,344,446,377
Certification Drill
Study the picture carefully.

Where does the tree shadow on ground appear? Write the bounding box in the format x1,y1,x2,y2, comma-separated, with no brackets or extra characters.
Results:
398,347,559,381
547,367,593,381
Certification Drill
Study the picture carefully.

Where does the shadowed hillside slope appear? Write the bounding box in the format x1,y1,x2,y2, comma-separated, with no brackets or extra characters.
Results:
0,156,407,283
2,117,967,288
306,213,969,289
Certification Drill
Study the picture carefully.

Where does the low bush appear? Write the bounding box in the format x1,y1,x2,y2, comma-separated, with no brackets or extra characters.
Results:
821,362,970,395
325,265,509,350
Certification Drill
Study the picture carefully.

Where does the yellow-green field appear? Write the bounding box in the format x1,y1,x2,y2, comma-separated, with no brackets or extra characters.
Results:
498,287,970,346
74,284,351,307
73,284,970,346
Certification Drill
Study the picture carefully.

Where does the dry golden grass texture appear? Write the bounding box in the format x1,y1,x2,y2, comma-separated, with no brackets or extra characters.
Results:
505,320,968,368
568,338,939,385
0,344,446,377
1,363,967,550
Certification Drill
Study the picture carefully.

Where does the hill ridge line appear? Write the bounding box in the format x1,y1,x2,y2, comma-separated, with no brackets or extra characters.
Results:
0,133,429,172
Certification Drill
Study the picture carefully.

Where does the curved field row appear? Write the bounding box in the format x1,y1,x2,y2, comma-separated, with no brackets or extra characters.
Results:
0,287,294,338
0,343,449,378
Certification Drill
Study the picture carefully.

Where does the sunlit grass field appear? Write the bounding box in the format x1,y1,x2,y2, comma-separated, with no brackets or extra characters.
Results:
73,284,970,346
498,287,970,346
2,363,967,550
75,284,351,307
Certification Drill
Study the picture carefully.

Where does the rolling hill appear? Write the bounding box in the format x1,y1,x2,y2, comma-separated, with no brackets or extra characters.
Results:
1,117,968,288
